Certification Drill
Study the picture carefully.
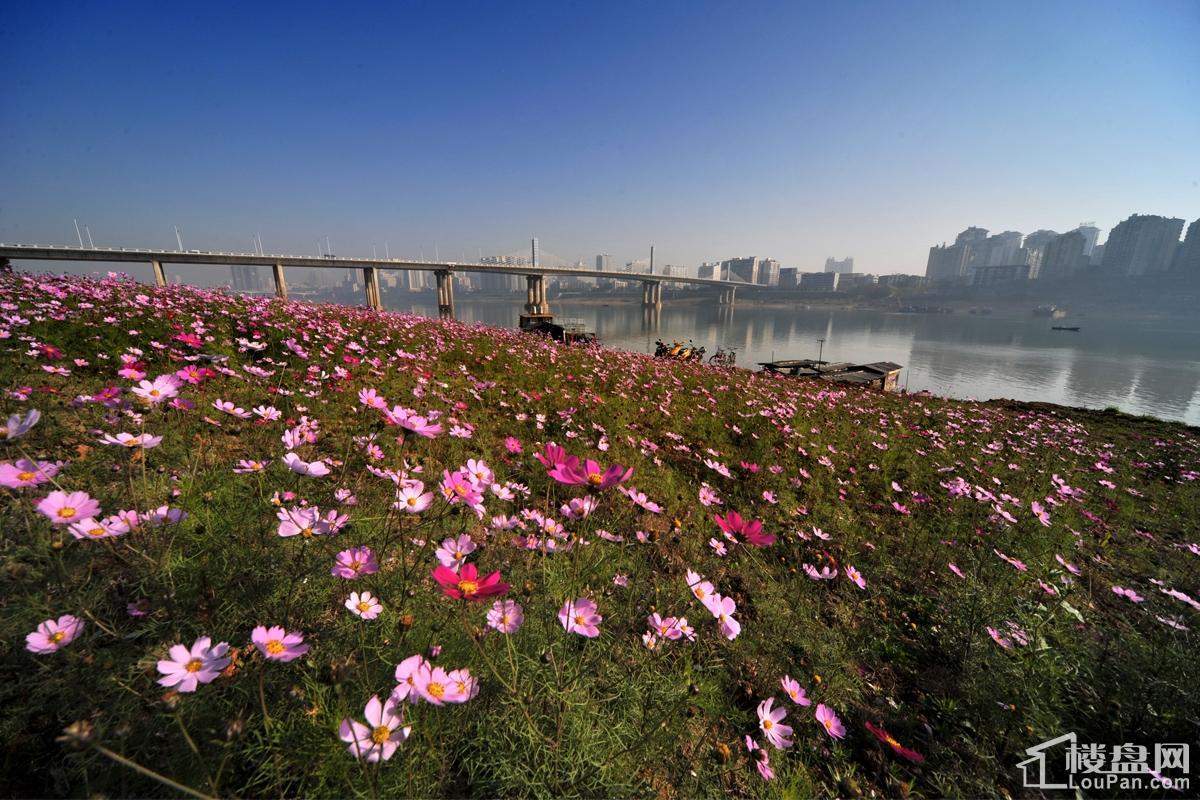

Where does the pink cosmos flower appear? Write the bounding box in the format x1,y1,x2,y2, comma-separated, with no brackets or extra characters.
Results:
487,599,524,633
439,469,484,504
845,565,867,589
100,432,162,449
1,409,40,440
37,490,101,525
1112,585,1144,603
803,563,837,580
282,452,330,477
431,562,509,601
947,563,966,579
68,516,130,540
745,736,775,781
757,697,793,749
0,458,60,489
277,506,330,538
251,625,310,662
503,436,523,454
698,485,722,506
781,675,812,706
714,511,775,547
815,703,846,739
346,591,383,619
392,654,427,702
212,400,252,419
412,663,468,705
332,546,379,579
686,570,715,605
548,458,633,491
233,459,269,473
131,375,181,404
559,598,602,638
339,695,411,762
25,614,84,654
358,388,388,410
395,481,434,513
706,594,741,640
156,636,231,692
435,534,476,569
464,458,494,487
533,442,577,471
620,486,663,514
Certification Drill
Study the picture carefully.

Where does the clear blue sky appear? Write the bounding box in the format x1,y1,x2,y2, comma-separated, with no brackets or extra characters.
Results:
2,0,1197,274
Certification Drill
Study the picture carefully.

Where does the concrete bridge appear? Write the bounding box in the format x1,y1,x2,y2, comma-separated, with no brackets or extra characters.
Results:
0,243,741,319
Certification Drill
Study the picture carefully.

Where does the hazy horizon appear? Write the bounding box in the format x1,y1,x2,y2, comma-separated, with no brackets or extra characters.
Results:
2,1,1198,274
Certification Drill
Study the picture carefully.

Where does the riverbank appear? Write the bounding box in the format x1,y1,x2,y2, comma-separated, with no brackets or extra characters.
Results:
2,272,1197,797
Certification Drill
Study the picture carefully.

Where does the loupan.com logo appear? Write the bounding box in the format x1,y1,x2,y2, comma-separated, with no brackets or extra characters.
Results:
1018,732,1191,791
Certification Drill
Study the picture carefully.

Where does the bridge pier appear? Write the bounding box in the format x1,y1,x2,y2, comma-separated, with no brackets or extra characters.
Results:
272,262,288,299
151,259,166,287
524,274,550,315
718,286,737,306
362,266,382,310
642,280,662,307
435,270,455,318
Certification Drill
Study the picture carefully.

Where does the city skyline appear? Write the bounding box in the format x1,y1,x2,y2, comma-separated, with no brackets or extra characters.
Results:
2,2,1198,274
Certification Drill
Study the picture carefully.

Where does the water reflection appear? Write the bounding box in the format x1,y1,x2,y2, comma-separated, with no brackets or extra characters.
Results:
386,296,1200,425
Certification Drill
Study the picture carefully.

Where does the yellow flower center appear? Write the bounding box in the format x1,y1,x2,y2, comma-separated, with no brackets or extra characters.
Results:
588,472,603,485
574,614,586,626
370,725,391,745
357,601,371,613
407,497,417,506
87,526,106,537
427,682,445,699
58,507,77,519
763,719,773,729
149,389,161,397
50,631,66,643
693,587,707,600
185,658,203,673
458,579,479,596
266,640,285,655
17,471,35,482
300,526,313,538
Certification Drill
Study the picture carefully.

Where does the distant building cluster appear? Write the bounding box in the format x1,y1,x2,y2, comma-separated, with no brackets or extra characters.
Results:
924,213,1199,286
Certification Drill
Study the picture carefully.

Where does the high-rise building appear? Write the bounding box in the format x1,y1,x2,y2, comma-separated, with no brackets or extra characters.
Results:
1039,231,1087,281
778,267,799,288
477,256,527,291
800,272,839,291
1101,214,1185,275
1023,230,1060,255
595,254,611,272
824,257,854,274
925,242,971,283
955,227,989,245
1073,223,1101,256
1090,243,1106,266
1171,218,1200,273
971,231,1023,268
757,258,781,286
697,263,716,281
720,256,759,284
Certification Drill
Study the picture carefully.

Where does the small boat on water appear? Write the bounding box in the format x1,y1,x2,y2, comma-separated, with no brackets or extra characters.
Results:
1051,326,1080,332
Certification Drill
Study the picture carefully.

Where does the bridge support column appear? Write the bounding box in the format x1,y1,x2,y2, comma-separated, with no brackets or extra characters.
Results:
718,286,736,306
362,266,382,310
435,270,455,319
272,262,288,299
151,259,166,287
642,280,662,307
525,274,549,315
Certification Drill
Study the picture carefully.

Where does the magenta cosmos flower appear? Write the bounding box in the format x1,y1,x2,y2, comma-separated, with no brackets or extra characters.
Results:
282,452,330,477
0,459,60,489
339,695,411,762
486,599,524,633
815,703,846,739
431,563,509,601
346,591,383,620
757,697,793,749
558,598,602,638
548,458,632,491
36,490,101,526
331,546,379,579
131,374,181,404
533,442,577,471
156,636,231,692
26,614,84,654
714,511,775,547
412,663,475,705
251,625,310,662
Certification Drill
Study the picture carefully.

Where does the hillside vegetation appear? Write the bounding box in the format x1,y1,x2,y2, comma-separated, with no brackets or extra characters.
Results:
1,273,1197,798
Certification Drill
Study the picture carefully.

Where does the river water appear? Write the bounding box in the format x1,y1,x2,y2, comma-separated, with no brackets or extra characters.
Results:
386,296,1200,426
